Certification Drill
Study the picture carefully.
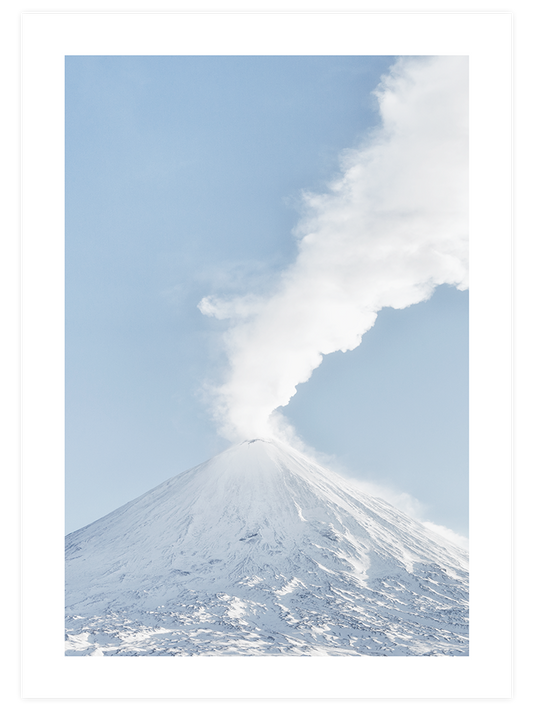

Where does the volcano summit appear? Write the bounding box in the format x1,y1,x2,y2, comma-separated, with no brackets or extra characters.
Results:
65,438,468,656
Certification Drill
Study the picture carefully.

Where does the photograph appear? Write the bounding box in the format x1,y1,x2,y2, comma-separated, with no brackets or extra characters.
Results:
64,54,469,657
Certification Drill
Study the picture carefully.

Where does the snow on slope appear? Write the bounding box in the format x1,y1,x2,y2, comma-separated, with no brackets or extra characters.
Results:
65,438,468,656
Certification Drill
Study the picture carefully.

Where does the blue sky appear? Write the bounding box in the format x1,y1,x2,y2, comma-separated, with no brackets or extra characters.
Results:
66,55,468,537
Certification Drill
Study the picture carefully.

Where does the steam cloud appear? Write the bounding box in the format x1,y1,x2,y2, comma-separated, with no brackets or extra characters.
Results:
199,56,468,443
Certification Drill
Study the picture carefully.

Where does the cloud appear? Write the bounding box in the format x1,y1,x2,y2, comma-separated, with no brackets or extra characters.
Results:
422,521,469,551
199,56,468,443
198,293,265,320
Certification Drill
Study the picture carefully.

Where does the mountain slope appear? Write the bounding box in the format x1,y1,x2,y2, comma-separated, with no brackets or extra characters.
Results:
65,438,468,656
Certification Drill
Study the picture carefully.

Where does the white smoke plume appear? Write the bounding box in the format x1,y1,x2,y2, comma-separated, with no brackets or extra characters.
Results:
199,56,468,443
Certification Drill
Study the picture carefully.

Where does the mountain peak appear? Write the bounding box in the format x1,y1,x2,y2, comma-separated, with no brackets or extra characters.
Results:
65,441,468,656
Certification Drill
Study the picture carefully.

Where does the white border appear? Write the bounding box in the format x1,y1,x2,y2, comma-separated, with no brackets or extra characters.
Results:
21,11,512,699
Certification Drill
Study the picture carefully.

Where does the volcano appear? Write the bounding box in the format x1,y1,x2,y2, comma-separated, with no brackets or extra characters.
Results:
65,438,468,656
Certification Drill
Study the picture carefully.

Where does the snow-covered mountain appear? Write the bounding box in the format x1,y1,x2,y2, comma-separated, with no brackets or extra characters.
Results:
65,438,468,656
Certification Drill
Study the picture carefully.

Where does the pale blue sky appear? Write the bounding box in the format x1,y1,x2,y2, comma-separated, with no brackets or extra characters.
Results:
66,56,468,536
